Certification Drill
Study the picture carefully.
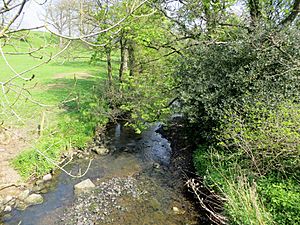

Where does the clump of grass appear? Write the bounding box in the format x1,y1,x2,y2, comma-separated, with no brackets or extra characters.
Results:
224,177,274,225
194,148,274,225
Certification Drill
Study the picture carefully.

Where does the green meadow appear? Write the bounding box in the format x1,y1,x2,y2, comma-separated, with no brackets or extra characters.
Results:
0,32,114,178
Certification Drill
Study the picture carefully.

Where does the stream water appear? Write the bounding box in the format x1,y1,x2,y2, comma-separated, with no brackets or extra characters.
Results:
3,123,199,225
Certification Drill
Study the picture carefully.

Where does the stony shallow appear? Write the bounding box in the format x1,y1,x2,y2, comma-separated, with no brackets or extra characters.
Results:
61,177,142,225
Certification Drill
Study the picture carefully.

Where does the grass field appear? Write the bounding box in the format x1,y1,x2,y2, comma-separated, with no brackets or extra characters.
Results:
0,32,116,179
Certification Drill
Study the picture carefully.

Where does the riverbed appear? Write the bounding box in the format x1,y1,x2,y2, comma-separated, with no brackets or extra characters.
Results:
2,123,199,225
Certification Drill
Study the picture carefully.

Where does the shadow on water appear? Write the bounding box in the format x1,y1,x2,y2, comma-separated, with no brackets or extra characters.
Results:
3,123,199,225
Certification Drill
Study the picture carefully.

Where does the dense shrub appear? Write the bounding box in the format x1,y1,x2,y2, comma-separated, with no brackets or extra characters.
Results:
176,28,300,126
186,27,300,224
217,101,300,177
178,27,300,176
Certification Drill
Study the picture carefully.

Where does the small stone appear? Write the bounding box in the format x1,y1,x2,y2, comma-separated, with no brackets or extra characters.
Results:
18,190,30,201
24,194,44,205
4,205,12,213
173,206,180,213
153,163,160,169
74,179,96,195
15,201,27,210
43,174,52,182
92,146,109,156
149,198,161,210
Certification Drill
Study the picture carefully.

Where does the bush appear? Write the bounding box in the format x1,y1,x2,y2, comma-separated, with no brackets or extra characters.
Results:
176,28,300,127
188,27,300,224
216,101,300,177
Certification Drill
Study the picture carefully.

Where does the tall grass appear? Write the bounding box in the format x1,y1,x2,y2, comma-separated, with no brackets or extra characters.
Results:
224,176,274,225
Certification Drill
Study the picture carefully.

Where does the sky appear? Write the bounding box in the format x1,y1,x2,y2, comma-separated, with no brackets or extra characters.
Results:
19,0,46,29
18,0,245,29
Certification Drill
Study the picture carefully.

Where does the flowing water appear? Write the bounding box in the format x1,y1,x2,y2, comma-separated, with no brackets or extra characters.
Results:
2,124,199,225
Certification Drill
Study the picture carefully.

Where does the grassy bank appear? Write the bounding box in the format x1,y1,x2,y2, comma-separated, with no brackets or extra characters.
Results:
194,143,300,225
0,32,113,179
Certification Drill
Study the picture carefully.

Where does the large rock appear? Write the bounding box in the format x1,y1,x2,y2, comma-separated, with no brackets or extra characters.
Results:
24,194,43,206
74,179,95,195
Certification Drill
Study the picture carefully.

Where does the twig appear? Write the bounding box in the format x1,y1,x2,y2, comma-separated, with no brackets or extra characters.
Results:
186,179,227,225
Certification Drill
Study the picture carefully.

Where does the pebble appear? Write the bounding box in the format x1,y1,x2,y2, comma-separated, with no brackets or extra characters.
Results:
4,205,12,213
43,174,52,182
173,206,180,213
153,162,160,169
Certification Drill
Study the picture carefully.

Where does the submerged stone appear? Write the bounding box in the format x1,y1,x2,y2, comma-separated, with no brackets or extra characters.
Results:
92,146,109,155
24,194,44,205
74,179,96,195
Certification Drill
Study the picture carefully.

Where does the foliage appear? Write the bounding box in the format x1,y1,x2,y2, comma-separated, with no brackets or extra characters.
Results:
120,60,175,132
217,101,300,177
98,4,177,132
258,176,300,225
188,27,300,224
176,27,300,126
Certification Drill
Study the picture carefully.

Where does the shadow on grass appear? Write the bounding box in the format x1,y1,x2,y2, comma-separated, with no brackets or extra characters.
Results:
50,61,94,69
45,76,105,116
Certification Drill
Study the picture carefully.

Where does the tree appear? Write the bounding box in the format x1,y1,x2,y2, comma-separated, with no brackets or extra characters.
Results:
45,0,79,48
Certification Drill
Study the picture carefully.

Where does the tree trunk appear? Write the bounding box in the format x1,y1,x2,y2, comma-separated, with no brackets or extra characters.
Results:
119,38,127,82
128,40,136,77
106,47,112,86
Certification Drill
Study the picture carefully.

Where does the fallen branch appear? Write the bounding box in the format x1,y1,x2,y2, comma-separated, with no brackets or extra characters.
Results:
186,178,227,225
0,183,26,191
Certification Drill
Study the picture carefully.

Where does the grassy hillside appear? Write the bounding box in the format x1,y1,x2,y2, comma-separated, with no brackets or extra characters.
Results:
0,31,113,178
